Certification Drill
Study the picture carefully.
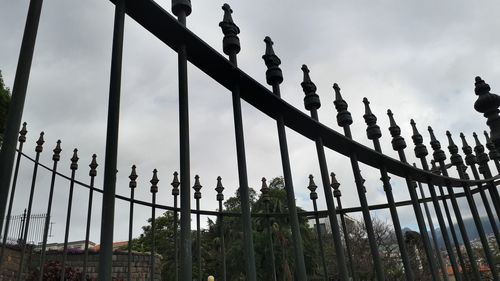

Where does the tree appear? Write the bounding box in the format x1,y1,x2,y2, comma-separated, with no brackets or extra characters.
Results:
0,70,11,144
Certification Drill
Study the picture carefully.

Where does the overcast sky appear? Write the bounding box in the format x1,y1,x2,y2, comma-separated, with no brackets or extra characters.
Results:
1,0,499,245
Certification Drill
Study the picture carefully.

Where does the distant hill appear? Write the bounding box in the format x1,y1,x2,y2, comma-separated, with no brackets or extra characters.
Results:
429,216,498,248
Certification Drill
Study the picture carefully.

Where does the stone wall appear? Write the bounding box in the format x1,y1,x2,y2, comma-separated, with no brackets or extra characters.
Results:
0,246,161,281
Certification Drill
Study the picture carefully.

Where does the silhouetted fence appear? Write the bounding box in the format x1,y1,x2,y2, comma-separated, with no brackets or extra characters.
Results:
0,0,499,281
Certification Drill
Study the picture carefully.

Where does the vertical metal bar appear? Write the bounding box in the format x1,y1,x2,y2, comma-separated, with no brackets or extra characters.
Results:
261,36,308,280
83,155,98,281
307,175,328,281
0,123,27,265
171,1,193,279
60,149,79,281
171,172,180,281
362,103,414,280
385,111,439,280
415,173,449,281
215,177,226,281
330,174,356,280
473,133,500,220
411,120,465,280
461,133,500,246
300,68,349,280
0,0,43,235
16,132,43,281
38,140,61,281
446,131,498,280
427,127,482,281
127,165,137,281
219,5,256,280
193,175,202,281
150,169,159,281
260,178,277,281
484,131,500,174
329,83,384,280
98,1,125,279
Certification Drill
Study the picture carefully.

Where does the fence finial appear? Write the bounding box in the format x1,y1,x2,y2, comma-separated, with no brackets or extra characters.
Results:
171,172,180,196
35,132,44,153
219,3,240,55
387,110,407,151
473,132,491,175
19,122,28,143
446,131,463,167
333,83,353,127
330,172,341,198
410,119,428,158
460,133,477,166
171,0,192,17
260,177,270,203
129,165,137,189
89,154,98,177
70,148,79,170
428,126,446,162
262,36,283,86
193,175,202,199
300,65,320,111
150,169,159,193
215,176,224,202
362,98,381,140
307,175,318,200
52,140,62,162
483,131,500,161
474,76,500,150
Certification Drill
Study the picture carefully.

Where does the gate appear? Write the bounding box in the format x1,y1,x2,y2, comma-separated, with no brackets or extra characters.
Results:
0,0,499,280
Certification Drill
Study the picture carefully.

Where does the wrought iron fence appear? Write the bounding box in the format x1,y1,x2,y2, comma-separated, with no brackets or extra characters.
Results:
0,0,499,281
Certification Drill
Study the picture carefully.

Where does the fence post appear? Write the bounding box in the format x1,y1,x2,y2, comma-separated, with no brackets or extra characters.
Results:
261,36,308,281
127,165,137,281
361,101,414,280
171,172,180,281
98,0,125,279
38,140,62,281
410,120,464,280
331,83,385,280
299,66,349,280
474,76,500,152
17,132,44,281
0,123,27,265
215,177,226,281
307,175,328,281
150,169,159,281
193,175,202,281
0,0,44,235
219,5,256,280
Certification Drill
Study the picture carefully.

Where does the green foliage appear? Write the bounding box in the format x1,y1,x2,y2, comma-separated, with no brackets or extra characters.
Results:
0,70,11,143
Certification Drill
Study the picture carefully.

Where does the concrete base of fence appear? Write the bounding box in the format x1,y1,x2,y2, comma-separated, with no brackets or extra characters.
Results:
0,244,162,281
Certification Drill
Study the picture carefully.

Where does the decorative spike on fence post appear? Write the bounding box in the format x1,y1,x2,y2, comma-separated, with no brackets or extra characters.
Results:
193,175,202,199
219,3,240,56
484,131,500,170
362,98,381,140
129,165,137,189
262,36,283,86
150,169,159,193
428,126,447,163
35,132,44,153
171,0,191,17
260,177,270,203
171,171,180,196
333,83,353,127
387,110,407,151
446,131,464,168
307,174,318,200
19,122,28,143
474,76,500,151
460,133,477,167
473,132,490,176
330,172,341,198
70,149,79,171
410,119,429,158
300,65,320,110
215,176,224,202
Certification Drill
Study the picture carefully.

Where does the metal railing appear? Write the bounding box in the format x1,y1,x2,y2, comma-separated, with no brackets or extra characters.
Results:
0,0,499,280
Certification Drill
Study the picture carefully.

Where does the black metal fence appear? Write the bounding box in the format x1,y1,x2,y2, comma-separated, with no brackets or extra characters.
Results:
0,0,499,281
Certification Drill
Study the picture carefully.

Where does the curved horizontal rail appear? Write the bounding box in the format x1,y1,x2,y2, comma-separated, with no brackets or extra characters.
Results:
112,0,493,188
21,151,487,217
